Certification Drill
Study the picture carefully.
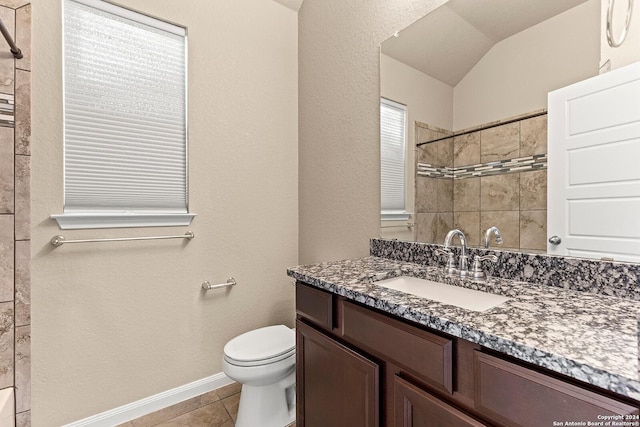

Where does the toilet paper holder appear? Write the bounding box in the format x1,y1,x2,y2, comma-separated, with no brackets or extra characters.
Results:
202,277,237,291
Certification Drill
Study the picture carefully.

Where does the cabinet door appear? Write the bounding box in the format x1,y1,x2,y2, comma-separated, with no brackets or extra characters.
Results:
394,375,487,427
474,352,639,426
296,320,379,427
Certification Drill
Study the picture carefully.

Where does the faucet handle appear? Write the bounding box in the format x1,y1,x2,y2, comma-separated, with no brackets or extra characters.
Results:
435,248,457,276
434,248,450,257
470,254,498,281
474,254,498,263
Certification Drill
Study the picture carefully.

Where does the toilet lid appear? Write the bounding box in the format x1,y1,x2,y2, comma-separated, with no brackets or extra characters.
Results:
224,325,295,363
224,347,295,367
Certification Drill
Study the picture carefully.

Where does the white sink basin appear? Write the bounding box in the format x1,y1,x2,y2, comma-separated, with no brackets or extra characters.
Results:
374,276,509,312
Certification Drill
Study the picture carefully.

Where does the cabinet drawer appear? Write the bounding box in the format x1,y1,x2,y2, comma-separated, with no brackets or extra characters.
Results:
340,300,453,393
394,375,487,427
474,352,639,427
296,283,333,330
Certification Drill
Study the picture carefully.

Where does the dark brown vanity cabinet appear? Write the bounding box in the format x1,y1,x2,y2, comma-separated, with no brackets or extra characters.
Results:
393,375,487,427
295,282,639,426
296,320,379,427
473,352,638,427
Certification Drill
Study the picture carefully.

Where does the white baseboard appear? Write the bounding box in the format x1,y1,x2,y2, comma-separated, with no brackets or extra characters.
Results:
64,372,233,427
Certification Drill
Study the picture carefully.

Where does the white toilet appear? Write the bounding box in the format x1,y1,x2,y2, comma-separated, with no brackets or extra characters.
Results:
222,325,296,427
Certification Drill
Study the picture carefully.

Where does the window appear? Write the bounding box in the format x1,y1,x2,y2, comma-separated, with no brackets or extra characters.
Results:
380,98,409,220
52,0,195,229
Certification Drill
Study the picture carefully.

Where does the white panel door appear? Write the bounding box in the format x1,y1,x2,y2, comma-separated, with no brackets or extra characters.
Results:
548,61,640,262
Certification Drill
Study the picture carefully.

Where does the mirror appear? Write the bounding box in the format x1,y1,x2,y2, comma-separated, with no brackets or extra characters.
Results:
380,0,610,258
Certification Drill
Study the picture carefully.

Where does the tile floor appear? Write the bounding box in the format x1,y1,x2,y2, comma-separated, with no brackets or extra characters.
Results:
116,382,296,427
117,382,242,427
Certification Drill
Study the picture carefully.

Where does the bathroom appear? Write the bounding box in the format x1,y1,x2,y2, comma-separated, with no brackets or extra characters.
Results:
0,0,635,426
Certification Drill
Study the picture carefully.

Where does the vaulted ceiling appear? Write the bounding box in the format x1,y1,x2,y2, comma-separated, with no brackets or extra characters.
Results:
381,0,590,86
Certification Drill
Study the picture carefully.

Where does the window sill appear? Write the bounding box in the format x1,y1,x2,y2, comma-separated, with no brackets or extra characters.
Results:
381,212,412,221
50,213,197,230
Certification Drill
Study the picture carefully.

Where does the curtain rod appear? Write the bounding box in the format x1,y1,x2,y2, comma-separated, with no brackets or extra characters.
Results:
0,18,22,59
416,111,547,147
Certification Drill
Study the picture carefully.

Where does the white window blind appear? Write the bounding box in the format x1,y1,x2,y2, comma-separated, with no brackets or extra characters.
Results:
53,0,194,229
381,98,408,220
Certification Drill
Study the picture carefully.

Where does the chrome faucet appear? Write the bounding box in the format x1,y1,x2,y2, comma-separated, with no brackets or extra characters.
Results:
484,226,503,249
444,229,469,277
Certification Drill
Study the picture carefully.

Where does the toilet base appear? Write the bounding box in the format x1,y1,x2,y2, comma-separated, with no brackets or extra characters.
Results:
235,370,295,427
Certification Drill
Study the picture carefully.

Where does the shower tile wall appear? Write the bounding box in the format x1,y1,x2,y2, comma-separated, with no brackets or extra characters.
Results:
0,1,30,426
415,122,453,244
415,114,547,252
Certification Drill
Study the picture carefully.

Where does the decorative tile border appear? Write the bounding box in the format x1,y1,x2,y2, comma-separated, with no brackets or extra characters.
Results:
416,164,455,179
0,93,14,128
370,238,640,301
417,154,547,179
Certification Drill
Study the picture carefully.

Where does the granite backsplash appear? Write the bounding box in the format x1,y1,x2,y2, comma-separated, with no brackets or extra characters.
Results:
370,238,640,301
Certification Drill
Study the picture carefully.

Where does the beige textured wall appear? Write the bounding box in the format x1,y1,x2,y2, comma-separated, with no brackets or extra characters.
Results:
298,0,447,264
31,0,298,425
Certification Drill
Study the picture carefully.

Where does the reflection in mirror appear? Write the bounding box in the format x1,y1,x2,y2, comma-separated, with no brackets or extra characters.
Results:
380,0,603,257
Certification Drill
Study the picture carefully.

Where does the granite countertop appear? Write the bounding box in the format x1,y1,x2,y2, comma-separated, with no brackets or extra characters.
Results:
287,256,640,401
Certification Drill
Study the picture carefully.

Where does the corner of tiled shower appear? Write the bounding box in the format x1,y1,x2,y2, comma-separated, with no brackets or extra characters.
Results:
0,1,31,426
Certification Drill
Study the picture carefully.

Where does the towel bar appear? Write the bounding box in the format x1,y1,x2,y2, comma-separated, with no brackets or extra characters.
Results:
50,231,195,247
202,277,237,291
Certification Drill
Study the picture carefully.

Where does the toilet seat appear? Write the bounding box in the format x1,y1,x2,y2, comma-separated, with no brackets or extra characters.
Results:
224,347,295,367
224,325,295,367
